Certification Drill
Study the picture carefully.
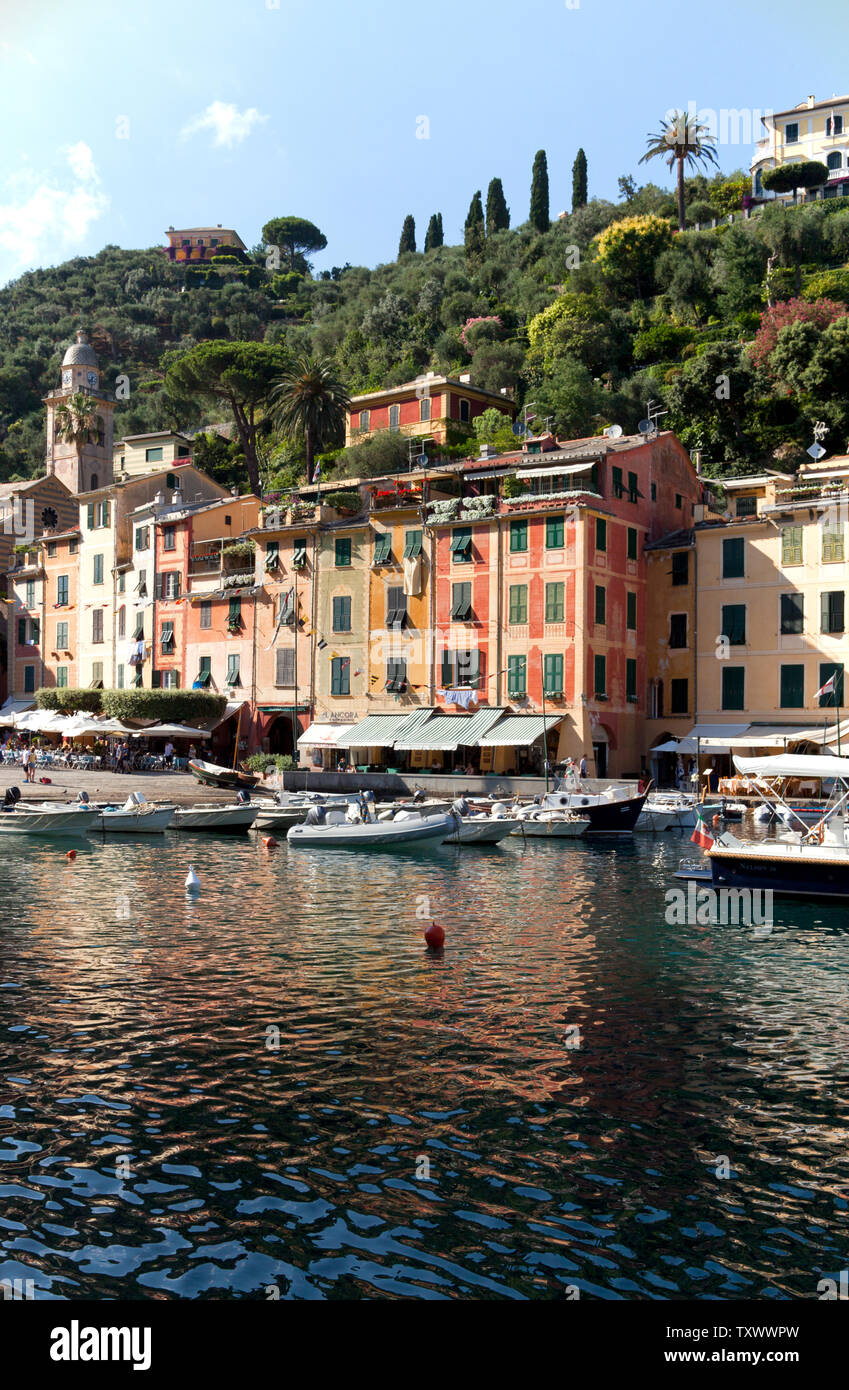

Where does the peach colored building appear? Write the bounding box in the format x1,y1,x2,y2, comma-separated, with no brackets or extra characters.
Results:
41,528,82,692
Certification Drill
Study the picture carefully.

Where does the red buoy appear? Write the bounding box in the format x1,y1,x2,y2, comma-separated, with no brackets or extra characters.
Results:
712,815,722,827
263,835,279,848
66,849,77,860
425,921,445,949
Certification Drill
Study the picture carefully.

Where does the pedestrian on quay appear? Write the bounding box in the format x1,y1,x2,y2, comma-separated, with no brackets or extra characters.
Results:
579,753,587,779
21,744,33,783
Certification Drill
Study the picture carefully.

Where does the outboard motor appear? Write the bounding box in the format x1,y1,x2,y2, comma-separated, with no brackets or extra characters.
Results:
76,790,90,805
305,805,326,826
3,786,21,809
236,788,251,804
452,797,470,817
412,788,426,804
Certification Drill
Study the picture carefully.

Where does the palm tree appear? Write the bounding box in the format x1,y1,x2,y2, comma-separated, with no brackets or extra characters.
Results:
53,391,101,473
269,355,350,483
640,112,718,231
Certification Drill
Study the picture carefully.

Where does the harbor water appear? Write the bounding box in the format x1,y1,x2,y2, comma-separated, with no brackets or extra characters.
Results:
1,829,848,1300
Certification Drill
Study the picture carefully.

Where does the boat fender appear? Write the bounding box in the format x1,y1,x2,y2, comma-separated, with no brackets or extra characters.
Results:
262,836,279,849
185,866,201,895
66,850,77,861
425,921,445,949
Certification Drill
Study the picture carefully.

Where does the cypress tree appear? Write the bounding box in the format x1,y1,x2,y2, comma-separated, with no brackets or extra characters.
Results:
485,177,510,235
464,191,486,266
530,150,550,232
424,213,443,252
572,148,588,210
398,214,416,256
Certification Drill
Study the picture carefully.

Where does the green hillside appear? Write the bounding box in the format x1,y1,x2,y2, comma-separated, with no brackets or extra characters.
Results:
2,168,849,492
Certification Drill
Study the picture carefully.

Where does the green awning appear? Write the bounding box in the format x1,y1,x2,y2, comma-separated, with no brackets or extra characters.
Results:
478,714,565,747
394,707,506,752
372,532,392,564
338,708,434,748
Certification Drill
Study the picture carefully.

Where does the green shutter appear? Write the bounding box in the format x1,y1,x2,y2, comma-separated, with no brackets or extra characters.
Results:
612,466,623,498
595,518,607,553
543,653,563,694
372,532,391,564
780,527,802,566
450,527,472,560
546,515,564,548
822,526,845,562
722,665,745,710
335,537,352,567
508,584,527,624
594,654,606,695
627,527,638,560
403,529,422,558
723,537,745,578
545,582,564,622
722,604,746,645
507,654,526,696
626,658,637,700
87,502,95,529
595,585,606,625
626,591,637,630
780,665,804,708
441,650,454,687
509,519,528,552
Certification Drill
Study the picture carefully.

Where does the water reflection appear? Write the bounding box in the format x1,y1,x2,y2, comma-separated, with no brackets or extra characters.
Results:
1,830,848,1300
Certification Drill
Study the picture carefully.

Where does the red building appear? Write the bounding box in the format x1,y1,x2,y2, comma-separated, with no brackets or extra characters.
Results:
346,374,516,447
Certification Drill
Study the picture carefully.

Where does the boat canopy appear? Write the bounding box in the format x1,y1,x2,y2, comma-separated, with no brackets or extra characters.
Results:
733,754,849,780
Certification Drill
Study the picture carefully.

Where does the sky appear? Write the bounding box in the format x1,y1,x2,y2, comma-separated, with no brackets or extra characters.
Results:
1,0,848,287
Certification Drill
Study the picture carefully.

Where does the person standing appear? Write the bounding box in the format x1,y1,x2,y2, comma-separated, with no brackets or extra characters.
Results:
21,745,33,783
164,740,174,768
579,754,587,779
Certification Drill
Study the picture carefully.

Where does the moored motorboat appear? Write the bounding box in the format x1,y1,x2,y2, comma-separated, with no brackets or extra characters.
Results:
636,792,723,831
524,787,647,834
172,801,259,834
0,802,98,837
251,791,359,832
512,805,590,837
440,800,519,844
287,796,454,849
80,792,176,833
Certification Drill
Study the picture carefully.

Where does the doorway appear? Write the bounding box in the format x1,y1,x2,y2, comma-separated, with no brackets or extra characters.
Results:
593,741,608,777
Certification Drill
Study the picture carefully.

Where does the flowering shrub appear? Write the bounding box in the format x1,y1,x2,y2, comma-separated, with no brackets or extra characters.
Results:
460,315,502,347
750,297,848,368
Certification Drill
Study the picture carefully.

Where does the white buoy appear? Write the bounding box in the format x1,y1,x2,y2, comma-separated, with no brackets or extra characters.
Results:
185,866,200,895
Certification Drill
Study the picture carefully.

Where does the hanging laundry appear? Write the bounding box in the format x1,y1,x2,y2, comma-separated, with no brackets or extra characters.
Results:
403,554,422,598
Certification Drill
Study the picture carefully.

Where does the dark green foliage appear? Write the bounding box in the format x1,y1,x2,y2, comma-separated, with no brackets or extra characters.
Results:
261,216,327,270
424,214,444,252
464,191,486,268
530,150,550,231
35,687,103,712
101,689,227,722
762,162,829,196
572,149,588,211
486,179,510,234
398,215,416,256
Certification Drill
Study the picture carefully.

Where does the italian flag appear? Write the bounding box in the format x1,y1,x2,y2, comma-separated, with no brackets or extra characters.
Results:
691,812,714,851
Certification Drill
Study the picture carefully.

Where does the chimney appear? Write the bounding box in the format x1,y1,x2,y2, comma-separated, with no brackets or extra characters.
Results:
479,444,498,460
459,372,471,384
807,95,816,107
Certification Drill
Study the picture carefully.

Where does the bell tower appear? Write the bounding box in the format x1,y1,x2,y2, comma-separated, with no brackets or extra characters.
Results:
44,331,114,495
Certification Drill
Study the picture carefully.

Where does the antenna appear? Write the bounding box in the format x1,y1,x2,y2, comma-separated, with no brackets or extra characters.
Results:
808,420,828,461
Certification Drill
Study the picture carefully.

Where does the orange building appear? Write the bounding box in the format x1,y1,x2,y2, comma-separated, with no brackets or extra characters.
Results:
163,226,246,263
346,374,515,447
42,528,81,692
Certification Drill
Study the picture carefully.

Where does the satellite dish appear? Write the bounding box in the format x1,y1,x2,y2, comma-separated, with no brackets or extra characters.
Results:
605,424,624,439
419,454,428,467
638,419,653,435
807,442,827,460
511,422,525,437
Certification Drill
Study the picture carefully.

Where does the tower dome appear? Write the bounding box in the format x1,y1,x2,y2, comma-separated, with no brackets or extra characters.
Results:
62,330,98,368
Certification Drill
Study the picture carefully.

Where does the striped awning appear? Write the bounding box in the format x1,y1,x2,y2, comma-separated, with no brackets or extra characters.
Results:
297,722,357,748
478,714,565,747
394,707,506,751
340,707,435,748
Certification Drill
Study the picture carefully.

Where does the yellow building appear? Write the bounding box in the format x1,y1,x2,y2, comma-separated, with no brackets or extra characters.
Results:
688,462,849,767
113,432,193,479
752,93,849,199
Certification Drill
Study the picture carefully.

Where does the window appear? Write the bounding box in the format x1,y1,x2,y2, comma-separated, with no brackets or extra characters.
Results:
612,466,624,499
459,399,470,423
86,502,95,529
117,606,125,639
675,493,682,510
669,613,687,648
388,404,400,431
135,527,150,551
332,595,352,631
145,446,163,463
69,539,78,555
723,536,744,578
117,664,124,689
419,396,431,422
403,529,422,560
162,526,176,551
626,591,637,630
450,526,472,562
626,658,637,702
595,585,606,626
819,662,844,706
822,525,844,562
821,590,845,634
17,617,26,645
200,600,212,629
136,569,147,597
781,526,802,566
57,574,68,606
91,662,104,686
672,551,689,586
451,581,473,620
275,648,295,686
780,592,804,634
56,621,69,649
46,541,56,557
196,656,212,688
509,584,528,624
160,621,175,654
292,539,307,568
827,152,843,171
545,582,565,623
722,665,745,710
118,572,125,594
161,671,180,690
277,590,295,625
331,656,350,695
457,649,481,688
670,678,688,714
780,664,804,708
154,571,181,600
651,482,657,502
827,115,844,136
228,596,241,628
226,653,241,687
92,609,103,643
265,541,279,570
594,654,606,697
509,519,528,553
546,514,565,549
736,496,757,518
57,666,68,689
627,527,638,561
386,586,406,629
358,409,370,432
785,122,799,143
30,617,40,646
507,654,526,697
132,613,145,640
386,658,407,693
372,532,391,565
24,666,35,694
93,554,103,585
335,537,351,567
26,580,35,607
721,603,746,645
628,472,639,504
544,653,564,695
595,518,607,552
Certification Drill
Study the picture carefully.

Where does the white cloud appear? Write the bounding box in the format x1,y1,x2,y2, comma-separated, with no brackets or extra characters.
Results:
180,100,268,149
0,143,109,271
